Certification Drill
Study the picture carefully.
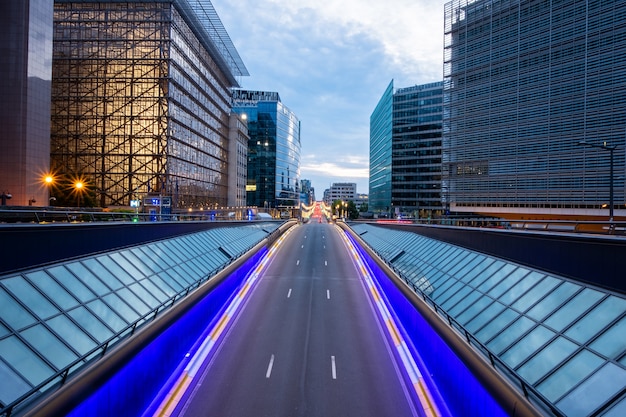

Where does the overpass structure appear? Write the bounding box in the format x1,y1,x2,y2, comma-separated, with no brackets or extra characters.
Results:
0,216,624,416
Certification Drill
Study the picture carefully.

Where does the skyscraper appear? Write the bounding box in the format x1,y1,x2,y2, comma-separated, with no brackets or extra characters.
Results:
370,80,443,217
0,0,54,207
369,81,394,213
392,82,443,217
232,90,301,212
443,0,626,221
51,0,248,209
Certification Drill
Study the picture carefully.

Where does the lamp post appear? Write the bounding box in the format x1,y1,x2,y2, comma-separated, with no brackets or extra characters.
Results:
578,140,617,223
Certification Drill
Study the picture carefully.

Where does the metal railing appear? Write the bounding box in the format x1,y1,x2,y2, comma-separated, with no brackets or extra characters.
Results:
0,208,279,224
360,242,566,417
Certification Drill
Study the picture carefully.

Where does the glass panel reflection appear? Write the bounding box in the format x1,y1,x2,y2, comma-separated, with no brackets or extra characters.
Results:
21,324,78,369
0,336,54,386
517,336,577,384
3,276,59,320
26,270,79,310
0,287,37,330
589,315,626,360
537,349,603,402
565,296,626,344
67,306,114,343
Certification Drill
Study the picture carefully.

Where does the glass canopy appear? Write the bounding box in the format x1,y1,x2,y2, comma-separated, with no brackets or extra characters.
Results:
350,223,626,417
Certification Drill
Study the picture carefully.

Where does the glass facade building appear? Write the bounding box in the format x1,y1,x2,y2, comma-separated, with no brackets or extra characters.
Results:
369,80,394,213
352,223,626,417
443,0,626,219
51,0,248,209
232,90,301,211
0,0,54,207
392,82,443,217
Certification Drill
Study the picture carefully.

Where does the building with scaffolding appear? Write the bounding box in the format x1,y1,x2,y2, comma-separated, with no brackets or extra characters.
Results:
51,0,248,209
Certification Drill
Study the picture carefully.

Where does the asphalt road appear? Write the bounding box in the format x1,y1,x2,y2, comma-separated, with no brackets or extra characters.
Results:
177,220,420,417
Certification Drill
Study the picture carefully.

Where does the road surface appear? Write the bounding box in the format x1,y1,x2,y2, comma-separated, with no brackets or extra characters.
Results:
176,220,420,417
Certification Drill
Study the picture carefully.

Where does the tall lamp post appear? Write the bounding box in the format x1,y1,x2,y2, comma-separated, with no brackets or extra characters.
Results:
578,140,617,223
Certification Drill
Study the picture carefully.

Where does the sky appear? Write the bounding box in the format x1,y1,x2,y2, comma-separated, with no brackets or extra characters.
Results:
210,0,446,196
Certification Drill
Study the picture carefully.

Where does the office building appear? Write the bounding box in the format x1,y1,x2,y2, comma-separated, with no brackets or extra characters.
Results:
0,0,54,207
232,90,301,211
369,81,394,213
370,80,443,217
327,182,357,203
300,179,315,205
443,0,626,220
227,113,248,208
51,0,248,209
392,82,443,217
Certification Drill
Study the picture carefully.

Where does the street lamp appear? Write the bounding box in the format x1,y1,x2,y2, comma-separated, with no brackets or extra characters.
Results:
74,181,84,208
578,140,617,223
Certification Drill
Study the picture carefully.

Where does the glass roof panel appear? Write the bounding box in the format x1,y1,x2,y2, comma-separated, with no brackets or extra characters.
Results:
116,288,150,316
66,261,110,296
0,287,37,330
475,308,519,343
2,276,59,320
97,256,135,285
128,282,159,309
67,306,115,343
526,281,580,322
565,296,626,345
122,250,158,276
109,253,145,280
467,259,507,288
21,324,78,369
495,270,543,305
138,278,169,302
82,258,124,290
0,336,54,386
601,396,626,417
516,336,577,384
556,363,626,417
26,270,80,310
47,265,96,303
465,301,506,333
487,316,535,354
448,290,482,316
511,275,559,313
0,359,32,407
46,315,97,356
500,325,555,368
87,299,128,332
589,315,626,360
457,295,494,325
536,349,603,402
102,293,141,324
477,263,517,294
487,267,530,299
460,256,496,284
544,288,604,332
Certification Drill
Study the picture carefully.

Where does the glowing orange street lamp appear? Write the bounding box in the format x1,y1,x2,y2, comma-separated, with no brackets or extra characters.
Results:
74,181,84,208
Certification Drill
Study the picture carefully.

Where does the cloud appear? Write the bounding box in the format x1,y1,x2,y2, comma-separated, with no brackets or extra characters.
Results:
211,0,445,195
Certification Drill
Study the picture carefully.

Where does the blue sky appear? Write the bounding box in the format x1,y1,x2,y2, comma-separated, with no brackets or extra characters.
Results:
211,0,445,196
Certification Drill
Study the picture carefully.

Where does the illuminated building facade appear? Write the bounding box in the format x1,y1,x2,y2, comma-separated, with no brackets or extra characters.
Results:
51,0,248,209
443,0,626,219
232,90,301,210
